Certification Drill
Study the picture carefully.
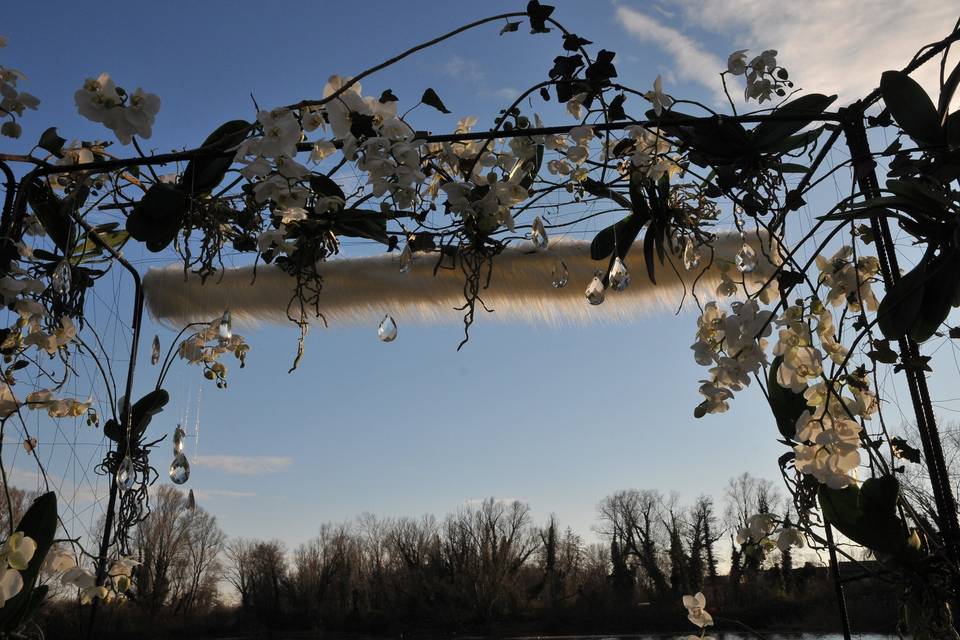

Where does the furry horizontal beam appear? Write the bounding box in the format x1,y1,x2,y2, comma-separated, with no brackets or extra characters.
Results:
143,233,778,329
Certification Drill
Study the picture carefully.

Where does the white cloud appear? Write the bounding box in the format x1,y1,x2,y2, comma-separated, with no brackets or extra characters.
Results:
193,489,257,499
193,454,293,475
442,55,485,83
616,5,725,97
617,0,958,107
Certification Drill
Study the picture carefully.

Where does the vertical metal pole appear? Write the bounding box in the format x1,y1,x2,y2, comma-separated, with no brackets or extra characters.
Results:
825,524,853,640
842,106,960,559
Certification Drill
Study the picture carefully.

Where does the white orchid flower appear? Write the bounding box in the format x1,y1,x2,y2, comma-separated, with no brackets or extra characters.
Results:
682,591,713,628
643,75,674,116
3,532,36,571
777,527,805,552
45,549,77,573
0,566,23,607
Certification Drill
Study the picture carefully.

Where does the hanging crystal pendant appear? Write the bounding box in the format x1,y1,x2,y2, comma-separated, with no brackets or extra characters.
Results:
378,315,398,342
151,335,161,366
531,216,549,250
51,260,71,295
608,257,630,292
551,260,569,288
399,243,413,273
169,453,190,485
736,242,757,273
187,489,196,511
585,271,606,305
682,237,701,270
116,455,136,491
218,310,232,340
173,424,186,455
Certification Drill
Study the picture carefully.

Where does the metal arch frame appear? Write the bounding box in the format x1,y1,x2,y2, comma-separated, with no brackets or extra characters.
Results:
0,28,957,638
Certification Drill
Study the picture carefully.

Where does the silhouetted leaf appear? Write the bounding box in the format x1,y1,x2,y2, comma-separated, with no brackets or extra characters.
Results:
0,493,56,632
563,33,592,51
37,127,66,158
126,183,190,252
499,21,521,35
180,120,250,195
751,94,836,151
767,356,808,441
421,88,451,114
880,70,941,145
526,0,555,33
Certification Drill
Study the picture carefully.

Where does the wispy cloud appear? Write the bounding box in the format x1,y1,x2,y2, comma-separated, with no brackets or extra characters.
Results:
615,5,725,97
193,489,257,499
617,1,958,107
193,455,293,475
441,55,485,83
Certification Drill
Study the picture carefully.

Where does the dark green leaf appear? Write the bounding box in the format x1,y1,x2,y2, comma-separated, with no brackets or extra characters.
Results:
126,183,190,252
499,21,521,35
37,127,66,158
421,88,451,114
751,94,836,151
880,70,942,145
890,437,922,464
26,180,72,253
309,173,346,204
767,356,808,441
0,493,56,632
180,120,251,195
526,0,554,33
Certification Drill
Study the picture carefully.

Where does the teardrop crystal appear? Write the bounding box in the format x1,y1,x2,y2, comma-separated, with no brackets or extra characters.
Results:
531,216,549,250
736,243,757,273
399,243,413,273
51,260,71,295
608,257,630,292
683,238,701,270
218,310,232,340
551,260,569,289
173,425,186,455
585,272,606,306
187,489,196,511
116,455,136,491
151,335,161,366
378,315,398,342
169,453,190,485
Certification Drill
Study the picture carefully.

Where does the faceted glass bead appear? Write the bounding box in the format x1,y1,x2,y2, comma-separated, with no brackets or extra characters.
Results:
116,455,136,491
585,272,606,305
551,261,568,289
531,216,549,250
736,243,757,273
169,453,190,485
378,315,398,342
608,257,630,292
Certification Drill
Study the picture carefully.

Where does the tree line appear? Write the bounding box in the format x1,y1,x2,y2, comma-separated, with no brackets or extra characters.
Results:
24,472,898,637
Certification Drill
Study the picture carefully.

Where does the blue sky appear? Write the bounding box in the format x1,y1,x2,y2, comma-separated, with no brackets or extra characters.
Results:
3,0,959,551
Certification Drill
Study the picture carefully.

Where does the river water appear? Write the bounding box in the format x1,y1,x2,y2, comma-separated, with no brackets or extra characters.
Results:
504,635,900,639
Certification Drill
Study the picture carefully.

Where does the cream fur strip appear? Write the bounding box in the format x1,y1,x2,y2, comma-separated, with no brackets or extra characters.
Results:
143,232,779,328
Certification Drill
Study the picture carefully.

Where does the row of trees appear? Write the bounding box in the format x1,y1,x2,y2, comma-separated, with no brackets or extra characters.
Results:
26,470,892,636
214,473,814,631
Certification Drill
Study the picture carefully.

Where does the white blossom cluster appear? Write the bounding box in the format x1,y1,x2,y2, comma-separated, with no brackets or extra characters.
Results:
74,73,160,145
47,549,137,604
0,532,36,606
691,245,882,490
0,38,40,139
691,299,773,418
0,255,90,421
726,49,788,103
735,513,805,553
